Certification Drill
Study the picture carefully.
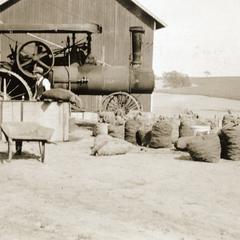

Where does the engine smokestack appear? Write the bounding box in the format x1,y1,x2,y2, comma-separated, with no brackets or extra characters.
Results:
129,26,145,66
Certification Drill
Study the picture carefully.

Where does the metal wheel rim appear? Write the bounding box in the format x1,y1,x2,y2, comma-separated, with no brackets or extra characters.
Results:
0,68,33,100
101,92,141,115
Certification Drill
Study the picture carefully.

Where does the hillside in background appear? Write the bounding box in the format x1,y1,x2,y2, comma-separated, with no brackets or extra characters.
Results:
156,76,240,100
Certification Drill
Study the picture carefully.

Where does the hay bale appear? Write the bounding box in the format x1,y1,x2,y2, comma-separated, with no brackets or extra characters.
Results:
187,134,221,163
149,120,173,148
125,119,142,144
108,124,125,139
91,135,132,156
220,126,240,161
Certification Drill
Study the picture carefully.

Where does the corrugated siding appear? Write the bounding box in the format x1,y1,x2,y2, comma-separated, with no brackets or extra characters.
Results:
0,0,154,111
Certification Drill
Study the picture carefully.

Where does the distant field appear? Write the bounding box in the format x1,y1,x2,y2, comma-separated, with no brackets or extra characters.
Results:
156,76,240,100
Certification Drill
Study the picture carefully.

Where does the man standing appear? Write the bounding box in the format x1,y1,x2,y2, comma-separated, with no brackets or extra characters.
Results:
33,66,51,100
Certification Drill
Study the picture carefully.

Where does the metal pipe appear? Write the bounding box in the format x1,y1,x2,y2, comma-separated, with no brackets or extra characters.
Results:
27,33,64,49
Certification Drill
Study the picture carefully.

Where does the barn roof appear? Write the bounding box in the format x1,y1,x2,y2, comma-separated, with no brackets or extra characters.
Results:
129,0,166,29
0,0,166,30
0,0,9,5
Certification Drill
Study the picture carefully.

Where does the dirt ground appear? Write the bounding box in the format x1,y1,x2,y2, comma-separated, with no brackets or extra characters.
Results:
0,93,240,240
151,92,240,118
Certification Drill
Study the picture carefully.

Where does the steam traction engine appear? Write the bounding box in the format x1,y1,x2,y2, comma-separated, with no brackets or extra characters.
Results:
0,23,155,114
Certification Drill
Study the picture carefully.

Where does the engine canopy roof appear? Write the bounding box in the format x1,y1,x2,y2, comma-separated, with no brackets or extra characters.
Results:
0,23,102,34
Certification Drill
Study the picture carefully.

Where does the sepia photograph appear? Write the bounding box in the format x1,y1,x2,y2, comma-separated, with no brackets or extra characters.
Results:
0,0,239,239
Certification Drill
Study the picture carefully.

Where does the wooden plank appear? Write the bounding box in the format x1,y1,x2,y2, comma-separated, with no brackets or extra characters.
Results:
22,101,70,142
132,93,152,112
1,101,70,142
2,101,21,122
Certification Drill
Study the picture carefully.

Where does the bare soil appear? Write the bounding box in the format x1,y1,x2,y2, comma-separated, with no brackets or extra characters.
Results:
0,93,240,240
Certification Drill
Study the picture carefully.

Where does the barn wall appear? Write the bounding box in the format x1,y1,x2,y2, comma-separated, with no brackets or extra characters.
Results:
0,0,155,111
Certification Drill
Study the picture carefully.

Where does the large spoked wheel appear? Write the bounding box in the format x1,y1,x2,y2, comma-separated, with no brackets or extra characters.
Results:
101,92,142,115
0,68,33,100
16,40,54,78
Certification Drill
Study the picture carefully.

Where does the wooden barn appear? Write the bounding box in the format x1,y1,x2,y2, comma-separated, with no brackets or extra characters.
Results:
0,0,165,112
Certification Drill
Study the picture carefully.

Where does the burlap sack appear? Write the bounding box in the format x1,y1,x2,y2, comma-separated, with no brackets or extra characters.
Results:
91,135,112,155
179,119,195,137
115,116,125,126
91,135,132,156
97,140,132,156
135,116,153,146
187,134,221,163
219,126,240,161
149,120,173,148
41,88,82,108
135,112,157,126
125,119,142,144
174,136,197,151
136,129,152,147
126,110,141,120
222,114,240,128
169,118,180,143
99,111,115,124
92,123,108,136
179,116,212,137
108,124,125,139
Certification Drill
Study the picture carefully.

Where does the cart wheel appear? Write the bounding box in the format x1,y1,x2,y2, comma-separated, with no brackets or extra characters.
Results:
0,68,33,100
16,40,55,78
101,92,142,115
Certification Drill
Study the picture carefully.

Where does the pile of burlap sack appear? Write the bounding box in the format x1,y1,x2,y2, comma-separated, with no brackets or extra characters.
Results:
175,112,240,163
92,111,178,156
125,112,179,148
92,110,240,162
98,111,126,139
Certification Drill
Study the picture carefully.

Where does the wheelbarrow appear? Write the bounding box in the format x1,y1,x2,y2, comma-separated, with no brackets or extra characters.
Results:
1,122,54,163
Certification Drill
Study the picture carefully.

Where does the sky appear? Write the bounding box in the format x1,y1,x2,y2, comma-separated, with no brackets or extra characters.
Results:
137,0,240,77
